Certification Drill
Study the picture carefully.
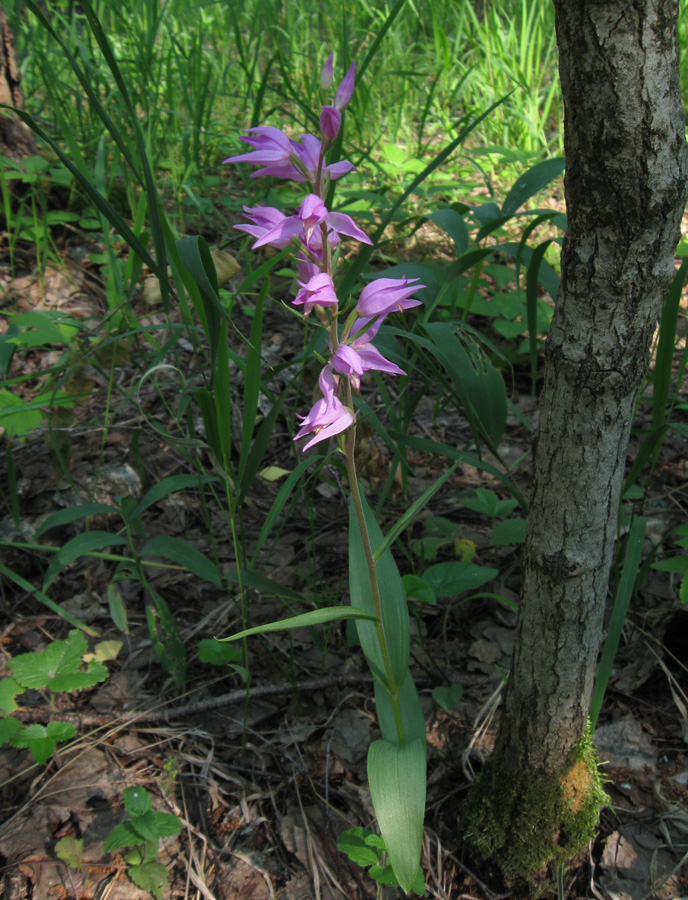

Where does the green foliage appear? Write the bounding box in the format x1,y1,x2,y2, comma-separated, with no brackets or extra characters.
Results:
337,826,425,895
0,631,108,763
102,787,183,900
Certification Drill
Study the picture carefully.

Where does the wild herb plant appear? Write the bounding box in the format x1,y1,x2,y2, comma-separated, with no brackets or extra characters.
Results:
53,786,183,900
219,56,432,892
0,630,108,763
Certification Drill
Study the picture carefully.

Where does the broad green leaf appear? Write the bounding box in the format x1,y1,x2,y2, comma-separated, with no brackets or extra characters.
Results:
0,677,21,713
124,839,159,866
35,503,118,538
0,716,22,745
10,630,87,690
0,389,44,437
45,721,76,742
350,493,409,688
55,837,83,870
651,556,688,575
129,811,158,842
490,519,527,546
12,724,59,764
42,532,128,592
367,737,426,893
198,639,243,665
432,684,464,711
422,562,498,598
337,828,382,867
501,157,566,218
103,822,146,852
124,786,152,819
140,536,222,586
49,661,108,693
374,669,426,745
402,575,436,605
463,487,517,518
154,812,183,837
422,322,507,448
129,861,169,900
426,208,469,257
127,474,217,523
218,606,378,642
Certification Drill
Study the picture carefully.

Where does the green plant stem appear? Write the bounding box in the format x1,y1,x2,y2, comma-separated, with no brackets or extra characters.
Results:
343,386,405,746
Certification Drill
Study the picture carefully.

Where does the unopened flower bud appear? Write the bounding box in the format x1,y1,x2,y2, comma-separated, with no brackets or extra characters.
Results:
334,62,355,111
319,105,341,140
320,53,334,90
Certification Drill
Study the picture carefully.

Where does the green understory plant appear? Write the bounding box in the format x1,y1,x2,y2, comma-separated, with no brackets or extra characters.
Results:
0,630,109,763
55,786,184,900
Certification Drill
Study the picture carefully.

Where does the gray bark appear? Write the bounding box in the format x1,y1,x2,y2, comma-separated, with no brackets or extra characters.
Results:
467,0,688,883
0,3,39,158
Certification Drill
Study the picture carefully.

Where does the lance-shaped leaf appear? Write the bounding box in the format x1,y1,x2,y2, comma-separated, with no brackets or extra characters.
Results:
349,494,409,689
218,606,378,642
367,737,426,893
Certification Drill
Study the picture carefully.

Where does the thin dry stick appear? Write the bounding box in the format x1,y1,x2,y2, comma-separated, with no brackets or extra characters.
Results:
12,672,420,729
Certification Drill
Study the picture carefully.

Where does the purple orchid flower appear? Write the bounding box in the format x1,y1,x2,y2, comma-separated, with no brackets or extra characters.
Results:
233,205,292,247
293,272,339,316
249,194,372,250
294,367,354,451
356,277,425,318
332,316,405,390
292,134,356,182
320,105,341,140
225,127,355,183
334,62,355,111
320,53,334,90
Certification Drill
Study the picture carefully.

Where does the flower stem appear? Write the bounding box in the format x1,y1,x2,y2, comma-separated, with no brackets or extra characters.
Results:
344,386,406,747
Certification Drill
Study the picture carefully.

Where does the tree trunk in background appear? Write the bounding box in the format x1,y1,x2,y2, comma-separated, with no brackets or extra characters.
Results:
0,3,39,158
465,0,688,889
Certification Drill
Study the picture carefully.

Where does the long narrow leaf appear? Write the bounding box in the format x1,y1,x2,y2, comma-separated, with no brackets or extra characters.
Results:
589,517,647,730
373,462,460,562
367,737,426,893
218,606,379,642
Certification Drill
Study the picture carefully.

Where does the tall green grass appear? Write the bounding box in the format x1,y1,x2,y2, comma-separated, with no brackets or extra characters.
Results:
4,0,566,224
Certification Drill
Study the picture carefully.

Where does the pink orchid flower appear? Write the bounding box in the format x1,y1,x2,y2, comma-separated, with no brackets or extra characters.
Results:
293,272,339,316
250,194,372,250
332,316,405,390
355,277,425,318
294,368,354,451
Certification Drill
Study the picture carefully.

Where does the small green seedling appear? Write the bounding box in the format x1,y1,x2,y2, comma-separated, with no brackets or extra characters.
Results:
102,786,183,899
337,827,424,896
432,683,464,711
0,630,109,763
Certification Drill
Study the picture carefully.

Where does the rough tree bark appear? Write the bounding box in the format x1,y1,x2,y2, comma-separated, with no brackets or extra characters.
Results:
465,0,688,889
0,2,39,158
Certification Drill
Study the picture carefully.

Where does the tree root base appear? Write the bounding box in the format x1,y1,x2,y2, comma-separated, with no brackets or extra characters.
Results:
464,725,607,893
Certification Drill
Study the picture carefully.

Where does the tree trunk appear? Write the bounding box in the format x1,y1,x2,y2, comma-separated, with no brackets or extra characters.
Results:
0,3,39,158
465,0,688,889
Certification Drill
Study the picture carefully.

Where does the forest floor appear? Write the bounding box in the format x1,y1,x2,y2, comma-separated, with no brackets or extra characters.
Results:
1,215,687,900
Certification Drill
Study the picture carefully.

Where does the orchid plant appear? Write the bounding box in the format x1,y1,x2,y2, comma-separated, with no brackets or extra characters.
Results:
221,55,430,893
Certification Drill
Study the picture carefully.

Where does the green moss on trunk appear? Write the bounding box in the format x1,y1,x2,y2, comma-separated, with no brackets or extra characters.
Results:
464,726,607,891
